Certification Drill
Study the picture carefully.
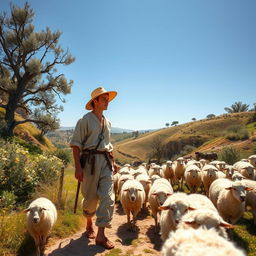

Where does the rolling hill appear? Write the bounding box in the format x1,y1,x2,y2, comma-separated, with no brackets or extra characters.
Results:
113,112,256,163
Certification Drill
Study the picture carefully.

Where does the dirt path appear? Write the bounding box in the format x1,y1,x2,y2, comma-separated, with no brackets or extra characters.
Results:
45,202,162,256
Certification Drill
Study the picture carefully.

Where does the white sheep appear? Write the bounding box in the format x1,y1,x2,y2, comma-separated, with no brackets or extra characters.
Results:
159,192,190,241
209,178,251,224
162,160,175,185
148,179,173,231
232,171,245,181
117,174,134,195
135,173,151,208
148,164,164,177
177,208,233,239
150,174,161,184
118,166,134,176
187,193,217,211
241,179,256,225
201,164,219,196
120,179,145,231
133,165,148,178
161,227,246,256
25,197,57,256
173,157,186,191
223,165,236,179
248,154,256,167
184,164,202,193
234,161,255,180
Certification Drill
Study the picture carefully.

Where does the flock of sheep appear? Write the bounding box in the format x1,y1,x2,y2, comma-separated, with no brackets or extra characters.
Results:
114,154,256,256
23,154,256,256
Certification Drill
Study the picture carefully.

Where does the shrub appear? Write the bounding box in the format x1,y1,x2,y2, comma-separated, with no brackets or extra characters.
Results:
0,139,63,204
33,154,63,185
225,125,249,141
53,148,71,167
218,147,241,165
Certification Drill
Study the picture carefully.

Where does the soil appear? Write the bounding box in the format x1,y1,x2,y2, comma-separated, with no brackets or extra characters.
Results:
45,202,162,256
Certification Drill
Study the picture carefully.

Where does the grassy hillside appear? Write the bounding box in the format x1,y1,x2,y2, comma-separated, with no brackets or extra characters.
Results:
0,107,55,152
113,112,256,163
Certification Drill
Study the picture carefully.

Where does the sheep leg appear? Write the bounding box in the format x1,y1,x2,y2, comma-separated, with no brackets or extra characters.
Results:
252,206,256,225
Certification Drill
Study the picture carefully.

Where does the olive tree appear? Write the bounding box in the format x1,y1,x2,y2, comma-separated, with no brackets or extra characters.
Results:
0,3,75,136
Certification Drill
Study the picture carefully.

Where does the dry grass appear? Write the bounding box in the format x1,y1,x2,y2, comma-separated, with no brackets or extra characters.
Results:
113,112,254,162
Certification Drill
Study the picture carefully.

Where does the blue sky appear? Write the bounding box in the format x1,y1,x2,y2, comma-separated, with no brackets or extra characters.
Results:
1,0,256,130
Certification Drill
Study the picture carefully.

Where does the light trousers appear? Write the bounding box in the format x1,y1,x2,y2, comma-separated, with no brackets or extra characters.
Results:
81,154,115,228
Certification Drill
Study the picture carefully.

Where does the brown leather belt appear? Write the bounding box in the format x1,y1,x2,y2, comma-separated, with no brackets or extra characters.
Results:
81,149,113,175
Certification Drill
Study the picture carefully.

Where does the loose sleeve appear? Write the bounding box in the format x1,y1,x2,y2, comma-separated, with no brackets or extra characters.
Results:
69,117,88,150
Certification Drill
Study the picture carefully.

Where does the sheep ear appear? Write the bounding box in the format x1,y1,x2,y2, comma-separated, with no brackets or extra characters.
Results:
225,187,233,190
166,193,172,196
219,222,235,229
146,180,152,184
159,205,170,211
188,207,196,211
123,189,129,192
184,220,198,227
23,208,30,213
152,192,157,196
42,207,47,211
138,188,143,191
245,187,253,191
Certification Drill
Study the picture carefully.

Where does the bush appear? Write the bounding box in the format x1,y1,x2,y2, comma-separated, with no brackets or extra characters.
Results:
218,147,241,165
0,139,63,204
53,148,71,167
225,125,249,141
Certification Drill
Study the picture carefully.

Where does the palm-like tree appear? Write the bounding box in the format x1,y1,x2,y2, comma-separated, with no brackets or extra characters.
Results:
224,102,249,113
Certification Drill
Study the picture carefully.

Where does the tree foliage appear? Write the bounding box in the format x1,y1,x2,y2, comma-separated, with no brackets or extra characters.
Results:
206,114,216,119
224,102,249,113
0,3,75,136
171,121,179,126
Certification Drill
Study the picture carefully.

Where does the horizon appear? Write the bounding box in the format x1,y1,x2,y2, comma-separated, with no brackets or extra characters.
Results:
1,0,256,130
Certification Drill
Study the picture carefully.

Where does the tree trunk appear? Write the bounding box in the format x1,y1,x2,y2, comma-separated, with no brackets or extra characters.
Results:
4,93,19,137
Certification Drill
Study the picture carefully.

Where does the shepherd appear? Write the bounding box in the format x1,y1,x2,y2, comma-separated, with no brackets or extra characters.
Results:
70,87,117,249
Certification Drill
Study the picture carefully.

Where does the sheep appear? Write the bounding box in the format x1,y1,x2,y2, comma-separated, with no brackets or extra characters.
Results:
201,164,219,196
159,192,191,241
118,166,134,176
242,179,256,225
113,172,121,198
248,154,256,167
25,197,57,256
148,179,173,231
120,179,145,231
135,173,151,208
161,227,246,256
148,164,164,177
187,193,217,212
177,208,233,239
173,157,186,191
223,165,236,179
199,158,207,168
186,159,201,168
234,161,255,180
150,174,161,184
209,178,251,224
117,174,134,195
162,160,175,185
133,165,148,178
184,164,202,193
232,171,246,181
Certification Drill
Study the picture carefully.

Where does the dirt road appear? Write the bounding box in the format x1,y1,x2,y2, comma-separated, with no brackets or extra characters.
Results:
45,202,162,256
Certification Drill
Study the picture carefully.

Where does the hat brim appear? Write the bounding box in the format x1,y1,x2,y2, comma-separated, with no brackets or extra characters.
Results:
85,91,117,110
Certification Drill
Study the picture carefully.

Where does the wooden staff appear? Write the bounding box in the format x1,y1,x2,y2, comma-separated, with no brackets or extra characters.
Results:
73,181,80,214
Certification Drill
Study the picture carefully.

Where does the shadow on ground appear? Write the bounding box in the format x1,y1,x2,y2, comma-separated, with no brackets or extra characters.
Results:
47,232,105,256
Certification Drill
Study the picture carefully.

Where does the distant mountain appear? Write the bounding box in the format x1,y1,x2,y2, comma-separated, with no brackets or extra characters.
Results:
59,126,134,133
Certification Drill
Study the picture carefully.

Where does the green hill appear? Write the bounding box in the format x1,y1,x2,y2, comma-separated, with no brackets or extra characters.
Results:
113,112,256,163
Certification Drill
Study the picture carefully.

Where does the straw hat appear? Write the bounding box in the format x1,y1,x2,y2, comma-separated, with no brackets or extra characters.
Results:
85,87,117,110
